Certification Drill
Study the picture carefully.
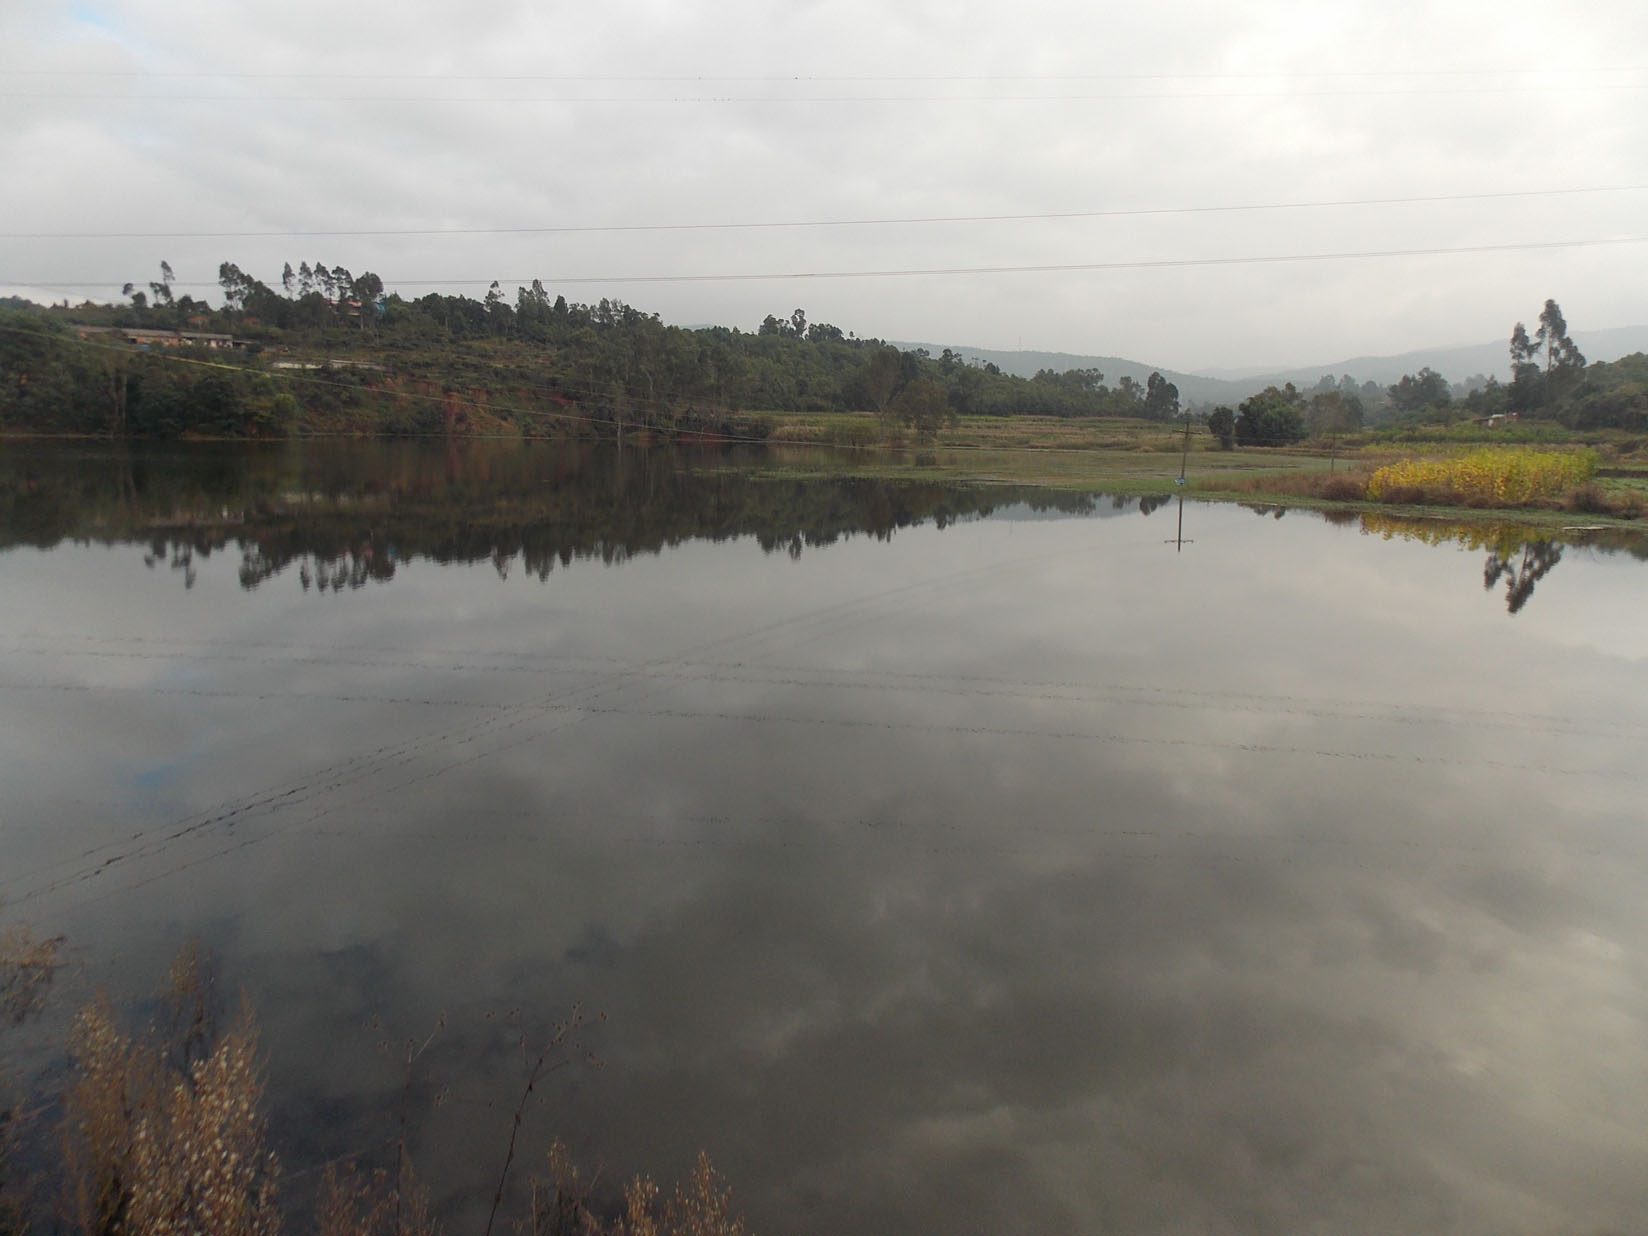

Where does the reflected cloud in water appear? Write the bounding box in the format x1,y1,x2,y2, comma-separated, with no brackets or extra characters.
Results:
2,441,1648,1233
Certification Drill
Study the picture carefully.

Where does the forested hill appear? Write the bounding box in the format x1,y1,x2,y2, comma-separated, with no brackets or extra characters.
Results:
0,262,1193,439
2,265,1644,439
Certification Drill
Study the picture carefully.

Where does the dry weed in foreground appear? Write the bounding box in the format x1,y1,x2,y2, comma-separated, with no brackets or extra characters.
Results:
484,1007,597,1236
160,939,218,1070
127,1002,281,1236
61,966,281,1236
62,997,162,1233
24,939,748,1236
317,1162,437,1236
0,926,63,1025
527,1142,746,1236
2,924,63,1234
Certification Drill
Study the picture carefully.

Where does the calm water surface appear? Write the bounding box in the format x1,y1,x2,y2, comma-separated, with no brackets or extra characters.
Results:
3,441,1647,1234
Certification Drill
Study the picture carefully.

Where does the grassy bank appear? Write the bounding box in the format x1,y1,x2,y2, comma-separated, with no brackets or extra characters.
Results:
1192,446,1645,527
8,409,1648,529
730,416,1648,527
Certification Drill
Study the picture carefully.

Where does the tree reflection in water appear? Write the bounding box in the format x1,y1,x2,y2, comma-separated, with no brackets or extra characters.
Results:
1484,541,1563,614
0,440,1108,593
1358,510,1648,615
4,441,1645,612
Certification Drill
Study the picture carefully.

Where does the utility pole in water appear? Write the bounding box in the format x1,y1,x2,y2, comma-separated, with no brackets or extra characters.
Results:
1168,412,1194,553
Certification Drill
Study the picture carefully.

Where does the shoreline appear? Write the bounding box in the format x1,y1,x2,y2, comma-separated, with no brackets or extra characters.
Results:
5,428,1646,537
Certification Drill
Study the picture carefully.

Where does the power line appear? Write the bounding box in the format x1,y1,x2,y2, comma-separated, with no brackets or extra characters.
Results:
6,85,1648,103
3,68,1644,81
5,184,1643,242
9,235,1646,291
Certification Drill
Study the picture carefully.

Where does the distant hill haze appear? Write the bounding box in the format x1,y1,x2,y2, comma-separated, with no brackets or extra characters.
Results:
895,324,1648,407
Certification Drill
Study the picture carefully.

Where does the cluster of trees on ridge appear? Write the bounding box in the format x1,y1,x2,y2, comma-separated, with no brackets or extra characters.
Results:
1193,299,1646,447
1371,300,1647,431
4,267,1643,440
1,260,1189,439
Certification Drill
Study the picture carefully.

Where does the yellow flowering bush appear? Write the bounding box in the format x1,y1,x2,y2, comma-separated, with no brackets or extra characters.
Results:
1365,448,1596,506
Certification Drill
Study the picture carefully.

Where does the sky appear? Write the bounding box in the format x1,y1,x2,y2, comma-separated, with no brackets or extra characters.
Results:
2,0,1645,371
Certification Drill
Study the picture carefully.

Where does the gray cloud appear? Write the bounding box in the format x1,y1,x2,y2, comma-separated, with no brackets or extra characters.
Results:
3,0,1646,368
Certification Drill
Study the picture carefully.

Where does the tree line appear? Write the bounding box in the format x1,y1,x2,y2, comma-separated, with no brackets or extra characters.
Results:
0,260,1195,439
1376,300,1646,431
10,267,1638,442
1195,299,1647,445
1203,378,1366,449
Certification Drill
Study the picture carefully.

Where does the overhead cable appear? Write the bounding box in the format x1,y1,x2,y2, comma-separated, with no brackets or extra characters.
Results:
9,234,1646,291
4,184,1644,241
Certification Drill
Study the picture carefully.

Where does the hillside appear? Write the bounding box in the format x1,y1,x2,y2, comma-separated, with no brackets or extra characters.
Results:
1199,324,1648,387
0,271,1193,439
4,265,1643,439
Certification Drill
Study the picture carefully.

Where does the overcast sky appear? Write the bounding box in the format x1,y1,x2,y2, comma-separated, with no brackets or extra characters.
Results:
2,0,1645,371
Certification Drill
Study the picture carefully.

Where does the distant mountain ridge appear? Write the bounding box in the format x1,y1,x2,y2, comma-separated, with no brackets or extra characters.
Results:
1191,325,1648,387
894,324,1648,406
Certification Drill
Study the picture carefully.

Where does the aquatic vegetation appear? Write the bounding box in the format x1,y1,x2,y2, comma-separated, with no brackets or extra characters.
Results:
1365,448,1596,506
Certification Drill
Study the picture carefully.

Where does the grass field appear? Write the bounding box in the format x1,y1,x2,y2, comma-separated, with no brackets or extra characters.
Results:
11,408,1648,527
735,412,1648,527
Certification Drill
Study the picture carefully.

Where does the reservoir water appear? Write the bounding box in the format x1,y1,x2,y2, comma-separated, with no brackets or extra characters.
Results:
3,440,1647,1233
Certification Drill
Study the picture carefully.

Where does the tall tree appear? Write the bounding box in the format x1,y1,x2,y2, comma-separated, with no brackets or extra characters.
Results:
1234,385,1306,447
861,346,902,420
888,377,957,439
1388,367,1450,414
148,260,176,307
1535,299,1585,374
350,272,384,330
1510,301,1585,412
1144,371,1180,420
1508,321,1542,411
1206,406,1236,450
1308,390,1363,435
217,261,250,311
